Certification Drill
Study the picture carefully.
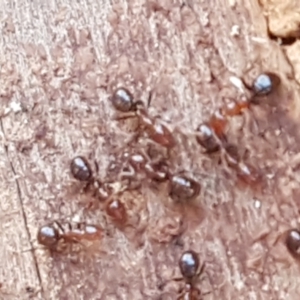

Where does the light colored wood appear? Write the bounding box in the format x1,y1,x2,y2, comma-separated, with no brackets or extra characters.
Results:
0,0,300,299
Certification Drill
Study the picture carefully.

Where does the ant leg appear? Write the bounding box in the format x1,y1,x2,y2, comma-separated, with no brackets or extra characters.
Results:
147,90,153,108
94,160,99,174
202,290,212,296
196,262,206,279
113,111,136,121
82,178,93,194
170,276,184,282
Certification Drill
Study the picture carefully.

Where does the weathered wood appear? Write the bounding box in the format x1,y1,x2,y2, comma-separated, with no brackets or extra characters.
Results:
0,0,300,299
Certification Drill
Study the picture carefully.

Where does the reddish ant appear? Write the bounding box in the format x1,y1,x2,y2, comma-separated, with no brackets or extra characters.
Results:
222,144,261,186
110,87,176,150
171,250,210,300
37,220,103,252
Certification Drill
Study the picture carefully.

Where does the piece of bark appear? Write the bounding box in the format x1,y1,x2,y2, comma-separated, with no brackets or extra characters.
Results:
1,0,300,299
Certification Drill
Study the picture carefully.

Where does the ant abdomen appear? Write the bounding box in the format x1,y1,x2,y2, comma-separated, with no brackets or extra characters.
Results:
70,156,93,182
170,250,208,299
179,250,200,282
169,174,201,203
195,123,220,153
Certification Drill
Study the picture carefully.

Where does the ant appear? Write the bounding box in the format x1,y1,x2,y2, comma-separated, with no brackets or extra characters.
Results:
285,229,300,259
172,250,210,300
195,95,251,153
222,143,261,186
203,73,280,141
110,87,176,150
70,156,113,201
168,173,201,203
37,220,103,252
121,149,169,184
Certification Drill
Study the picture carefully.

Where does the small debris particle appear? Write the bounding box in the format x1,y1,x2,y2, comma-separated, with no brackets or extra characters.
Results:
230,25,240,37
10,101,22,113
254,199,261,209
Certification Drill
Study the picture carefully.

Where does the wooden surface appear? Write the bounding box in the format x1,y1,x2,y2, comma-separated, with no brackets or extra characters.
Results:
1,0,300,299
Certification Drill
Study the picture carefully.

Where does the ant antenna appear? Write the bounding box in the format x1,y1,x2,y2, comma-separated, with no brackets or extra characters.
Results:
147,90,153,108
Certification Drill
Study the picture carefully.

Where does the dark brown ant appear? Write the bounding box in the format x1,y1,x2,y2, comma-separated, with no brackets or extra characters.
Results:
110,87,135,112
174,250,210,300
37,220,103,252
285,229,300,259
70,156,93,182
251,72,280,97
111,88,176,149
168,174,200,203
70,156,113,201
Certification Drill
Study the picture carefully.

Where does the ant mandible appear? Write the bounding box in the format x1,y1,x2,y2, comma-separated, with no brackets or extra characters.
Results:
111,87,176,150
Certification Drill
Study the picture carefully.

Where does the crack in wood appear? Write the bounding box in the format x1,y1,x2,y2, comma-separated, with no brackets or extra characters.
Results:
0,118,44,299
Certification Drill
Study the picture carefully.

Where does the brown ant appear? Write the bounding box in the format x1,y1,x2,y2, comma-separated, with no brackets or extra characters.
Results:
70,156,113,201
195,95,250,152
111,87,135,112
37,220,103,252
110,87,176,149
285,229,300,259
172,250,210,300
168,173,201,203
70,156,93,182
207,95,250,139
